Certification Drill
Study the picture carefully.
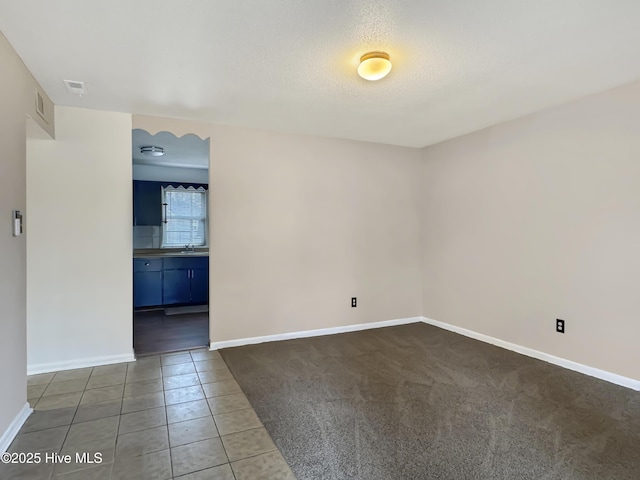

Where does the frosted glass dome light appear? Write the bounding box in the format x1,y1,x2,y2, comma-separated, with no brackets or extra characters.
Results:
357,52,392,81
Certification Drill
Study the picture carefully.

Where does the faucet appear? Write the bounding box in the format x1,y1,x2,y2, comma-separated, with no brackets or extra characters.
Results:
184,244,195,252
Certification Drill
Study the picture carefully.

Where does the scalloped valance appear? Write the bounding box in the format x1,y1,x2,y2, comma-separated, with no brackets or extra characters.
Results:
160,182,208,191
162,184,207,192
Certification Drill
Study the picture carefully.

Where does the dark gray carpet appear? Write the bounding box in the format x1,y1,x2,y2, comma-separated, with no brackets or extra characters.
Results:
220,323,640,480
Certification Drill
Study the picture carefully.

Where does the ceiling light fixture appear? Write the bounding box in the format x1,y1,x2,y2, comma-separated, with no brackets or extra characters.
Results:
357,51,392,81
140,146,165,156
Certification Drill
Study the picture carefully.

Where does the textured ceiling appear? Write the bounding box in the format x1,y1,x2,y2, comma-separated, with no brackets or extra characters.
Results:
2,1,640,147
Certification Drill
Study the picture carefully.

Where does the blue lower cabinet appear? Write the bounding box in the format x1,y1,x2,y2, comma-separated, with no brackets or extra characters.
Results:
163,269,192,305
163,256,209,306
190,266,209,305
134,256,209,308
133,258,163,308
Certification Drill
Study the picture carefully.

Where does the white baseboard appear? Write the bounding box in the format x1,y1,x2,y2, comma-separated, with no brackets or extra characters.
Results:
421,316,640,391
27,352,136,375
208,314,639,391
0,403,32,453
210,317,423,350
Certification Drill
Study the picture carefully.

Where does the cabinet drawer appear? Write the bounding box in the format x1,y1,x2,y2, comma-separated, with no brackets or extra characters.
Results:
133,258,163,272
163,256,209,270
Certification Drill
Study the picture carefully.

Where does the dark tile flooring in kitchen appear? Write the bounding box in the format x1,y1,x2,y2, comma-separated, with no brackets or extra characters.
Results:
4,349,295,479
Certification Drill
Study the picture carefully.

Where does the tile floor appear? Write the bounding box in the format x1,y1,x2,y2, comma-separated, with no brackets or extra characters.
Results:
3,348,295,480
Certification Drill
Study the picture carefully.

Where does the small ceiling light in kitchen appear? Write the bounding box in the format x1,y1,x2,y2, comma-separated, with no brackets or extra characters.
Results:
140,146,165,156
357,51,392,81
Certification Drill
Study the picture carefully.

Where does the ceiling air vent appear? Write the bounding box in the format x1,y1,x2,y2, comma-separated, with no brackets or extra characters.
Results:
63,79,87,96
35,89,46,120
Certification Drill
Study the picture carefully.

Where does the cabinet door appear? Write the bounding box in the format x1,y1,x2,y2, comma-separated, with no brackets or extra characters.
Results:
134,271,163,307
190,267,209,305
133,181,162,226
163,269,191,305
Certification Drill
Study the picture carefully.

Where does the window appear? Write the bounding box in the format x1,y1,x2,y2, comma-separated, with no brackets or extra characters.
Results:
161,186,207,247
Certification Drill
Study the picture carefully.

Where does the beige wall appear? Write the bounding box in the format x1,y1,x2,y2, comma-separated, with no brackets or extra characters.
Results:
0,32,54,447
27,106,133,372
131,116,423,344
14,82,640,394
420,80,640,380
209,125,423,342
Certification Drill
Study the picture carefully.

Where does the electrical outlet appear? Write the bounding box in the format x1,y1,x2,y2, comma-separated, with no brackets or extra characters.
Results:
556,319,565,334
351,297,357,308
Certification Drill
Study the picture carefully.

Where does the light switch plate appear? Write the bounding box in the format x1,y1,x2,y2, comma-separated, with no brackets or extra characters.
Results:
12,210,23,236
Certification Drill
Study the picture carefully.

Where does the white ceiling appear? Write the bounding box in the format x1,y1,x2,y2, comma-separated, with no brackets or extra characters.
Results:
2,1,640,147
132,129,209,169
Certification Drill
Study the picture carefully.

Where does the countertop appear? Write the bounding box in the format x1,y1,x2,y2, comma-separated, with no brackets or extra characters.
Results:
133,248,209,258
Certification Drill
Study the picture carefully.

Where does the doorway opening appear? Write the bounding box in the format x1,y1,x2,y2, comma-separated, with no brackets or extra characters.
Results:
131,129,210,355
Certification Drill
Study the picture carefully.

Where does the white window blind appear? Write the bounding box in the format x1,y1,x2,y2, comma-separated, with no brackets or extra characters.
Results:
161,186,207,247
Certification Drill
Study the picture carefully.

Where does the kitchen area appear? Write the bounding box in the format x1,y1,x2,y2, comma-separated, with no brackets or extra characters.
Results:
132,128,210,355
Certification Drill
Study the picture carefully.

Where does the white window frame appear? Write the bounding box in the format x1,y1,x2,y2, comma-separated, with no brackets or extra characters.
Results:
161,185,208,248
